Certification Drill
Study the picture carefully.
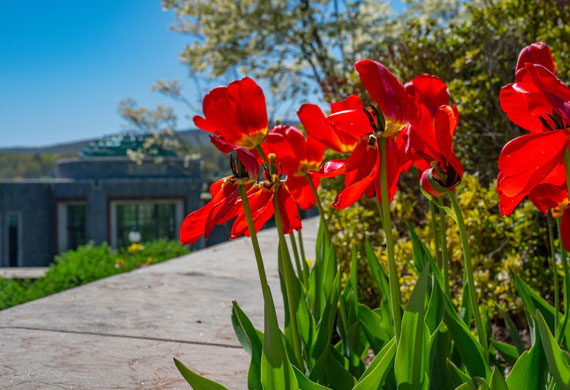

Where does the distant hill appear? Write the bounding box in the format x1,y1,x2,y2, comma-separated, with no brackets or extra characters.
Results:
0,129,211,155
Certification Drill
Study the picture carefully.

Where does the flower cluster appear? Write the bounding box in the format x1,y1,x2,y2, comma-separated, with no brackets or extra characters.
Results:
180,62,465,244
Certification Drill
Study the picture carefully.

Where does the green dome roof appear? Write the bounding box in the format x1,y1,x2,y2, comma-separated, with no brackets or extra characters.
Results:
79,132,177,158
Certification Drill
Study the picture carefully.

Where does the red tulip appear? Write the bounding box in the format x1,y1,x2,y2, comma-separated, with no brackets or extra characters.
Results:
354,59,412,136
313,61,417,208
318,134,408,208
498,43,570,216
193,77,268,150
406,105,463,197
179,178,244,245
297,95,365,154
500,42,569,133
230,181,302,238
262,125,325,209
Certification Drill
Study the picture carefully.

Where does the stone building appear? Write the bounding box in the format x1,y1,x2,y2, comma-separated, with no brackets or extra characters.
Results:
0,133,203,267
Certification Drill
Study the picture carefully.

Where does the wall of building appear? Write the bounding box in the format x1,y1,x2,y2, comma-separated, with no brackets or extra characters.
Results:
0,181,55,267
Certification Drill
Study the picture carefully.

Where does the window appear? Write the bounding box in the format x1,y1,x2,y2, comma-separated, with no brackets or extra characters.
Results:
110,199,184,248
57,202,86,253
6,213,21,267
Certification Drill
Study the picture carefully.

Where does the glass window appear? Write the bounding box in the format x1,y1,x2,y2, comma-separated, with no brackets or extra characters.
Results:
7,214,20,267
116,202,177,247
66,204,86,250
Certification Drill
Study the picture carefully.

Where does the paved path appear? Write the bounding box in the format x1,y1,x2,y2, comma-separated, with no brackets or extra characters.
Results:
0,268,47,280
0,217,319,389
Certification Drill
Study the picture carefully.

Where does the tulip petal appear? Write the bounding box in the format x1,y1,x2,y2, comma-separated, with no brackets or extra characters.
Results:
210,135,259,178
326,109,374,138
333,145,380,209
298,103,358,153
409,74,449,116
498,130,568,197
516,42,555,75
562,208,570,252
355,59,409,124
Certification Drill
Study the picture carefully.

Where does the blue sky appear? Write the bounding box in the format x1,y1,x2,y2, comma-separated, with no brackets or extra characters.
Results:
0,0,405,148
0,0,193,147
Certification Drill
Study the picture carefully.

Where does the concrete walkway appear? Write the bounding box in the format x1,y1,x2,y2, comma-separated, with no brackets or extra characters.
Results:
0,218,319,389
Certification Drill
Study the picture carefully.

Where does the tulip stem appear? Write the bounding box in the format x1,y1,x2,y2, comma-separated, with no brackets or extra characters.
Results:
548,212,560,338
256,145,271,169
238,185,269,298
556,217,570,344
298,230,307,266
439,205,451,298
273,187,304,368
305,173,331,244
448,191,487,350
289,232,307,285
429,200,441,267
379,137,402,341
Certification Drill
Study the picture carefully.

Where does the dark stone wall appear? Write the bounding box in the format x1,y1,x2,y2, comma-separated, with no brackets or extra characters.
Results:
0,182,55,267
56,158,199,180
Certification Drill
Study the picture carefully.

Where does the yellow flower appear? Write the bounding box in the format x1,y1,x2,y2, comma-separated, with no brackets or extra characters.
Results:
127,243,144,254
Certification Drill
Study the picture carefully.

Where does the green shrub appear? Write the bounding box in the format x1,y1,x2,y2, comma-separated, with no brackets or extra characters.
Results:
0,240,189,310
323,173,553,321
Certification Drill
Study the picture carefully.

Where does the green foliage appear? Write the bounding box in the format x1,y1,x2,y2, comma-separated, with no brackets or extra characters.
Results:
323,173,555,320
369,0,570,180
0,240,189,311
0,153,61,179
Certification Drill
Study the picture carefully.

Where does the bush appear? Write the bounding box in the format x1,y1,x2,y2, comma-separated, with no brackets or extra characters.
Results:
323,173,554,321
0,240,189,310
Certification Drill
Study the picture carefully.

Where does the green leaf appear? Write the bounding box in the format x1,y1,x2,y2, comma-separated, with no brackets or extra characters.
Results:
260,287,298,390
429,324,455,390
459,268,472,327
408,226,431,274
292,366,331,390
496,306,524,354
447,358,472,386
442,288,491,379
455,383,476,390
353,337,397,390
506,340,548,390
395,264,430,389
350,246,359,311
365,238,390,301
426,274,444,334
310,345,356,390
489,366,508,390
357,304,393,353
231,301,263,389
173,358,228,390
490,339,519,367
512,271,556,332
311,272,341,365
277,245,313,350
536,310,570,389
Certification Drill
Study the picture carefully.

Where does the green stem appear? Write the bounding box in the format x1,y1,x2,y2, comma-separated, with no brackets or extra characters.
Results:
379,137,402,341
238,185,270,299
557,217,570,344
273,188,304,367
298,230,307,266
449,191,487,350
305,172,331,243
439,205,451,298
256,145,271,168
548,212,559,338
289,233,307,285
429,200,441,267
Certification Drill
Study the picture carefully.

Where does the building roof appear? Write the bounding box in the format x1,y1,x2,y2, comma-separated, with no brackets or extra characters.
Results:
79,132,177,158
